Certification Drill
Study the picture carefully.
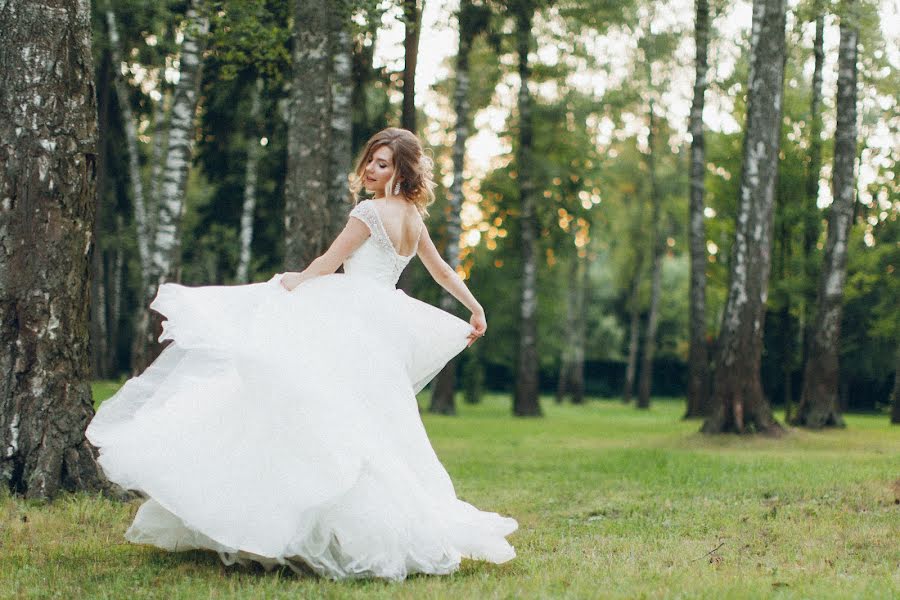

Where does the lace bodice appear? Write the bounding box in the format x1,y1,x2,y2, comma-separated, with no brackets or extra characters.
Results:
343,200,422,288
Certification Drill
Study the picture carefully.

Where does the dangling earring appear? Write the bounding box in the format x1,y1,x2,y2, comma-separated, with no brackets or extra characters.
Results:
393,181,401,196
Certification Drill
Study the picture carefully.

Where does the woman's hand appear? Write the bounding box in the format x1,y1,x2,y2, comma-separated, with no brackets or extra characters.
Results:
466,310,486,348
279,272,305,292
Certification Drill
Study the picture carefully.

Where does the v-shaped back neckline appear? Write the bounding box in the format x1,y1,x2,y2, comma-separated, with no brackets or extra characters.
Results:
368,200,418,260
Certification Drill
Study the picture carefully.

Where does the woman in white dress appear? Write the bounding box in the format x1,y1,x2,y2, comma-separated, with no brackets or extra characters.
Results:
86,127,518,581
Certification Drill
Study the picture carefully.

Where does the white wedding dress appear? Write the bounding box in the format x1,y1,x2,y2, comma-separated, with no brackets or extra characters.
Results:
86,200,518,581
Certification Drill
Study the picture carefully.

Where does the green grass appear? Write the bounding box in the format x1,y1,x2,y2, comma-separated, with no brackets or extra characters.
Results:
2,387,898,599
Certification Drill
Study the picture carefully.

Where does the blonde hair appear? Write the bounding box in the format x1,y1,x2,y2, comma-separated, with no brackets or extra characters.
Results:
348,127,436,216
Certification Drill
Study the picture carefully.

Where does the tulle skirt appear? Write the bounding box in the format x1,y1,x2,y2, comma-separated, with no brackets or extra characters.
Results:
86,272,518,581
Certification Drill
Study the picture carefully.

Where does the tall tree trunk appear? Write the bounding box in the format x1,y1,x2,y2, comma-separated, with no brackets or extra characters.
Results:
779,227,794,421
148,88,173,243
800,5,825,370
108,222,125,377
285,0,333,270
569,255,588,404
793,5,858,429
622,258,642,403
91,47,112,380
512,0,541,417
236,79,264,284
556,256,579,404
702,0,786,435
401,0,423,133
686,0,711,418
637,102,664,410
330,13,354,239
430,0,475,415
106,9,151,288
0,0,106,498
132,1,208,375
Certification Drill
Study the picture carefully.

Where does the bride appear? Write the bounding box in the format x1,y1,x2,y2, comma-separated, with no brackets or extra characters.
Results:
86,127,518,582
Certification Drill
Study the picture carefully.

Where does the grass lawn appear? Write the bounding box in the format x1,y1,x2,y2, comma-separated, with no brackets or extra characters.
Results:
2,386,898,599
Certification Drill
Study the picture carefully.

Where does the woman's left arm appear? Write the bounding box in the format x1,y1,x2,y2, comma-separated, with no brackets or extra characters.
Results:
280,217,370,291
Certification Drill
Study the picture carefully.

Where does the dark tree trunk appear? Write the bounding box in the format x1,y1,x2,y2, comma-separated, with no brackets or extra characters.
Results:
285,0,333,271
569,254,588,404
132,2,208,375
702,0,786,435
637,102,664,410
686,0,711,418
793,6,858,429
622,260,642,403
401,0,422,133
556,256,579,403
91,48,112,380
0,0,107,498
800,5,825,370
512,0,541,417
430,0,475,415
890,349,899,425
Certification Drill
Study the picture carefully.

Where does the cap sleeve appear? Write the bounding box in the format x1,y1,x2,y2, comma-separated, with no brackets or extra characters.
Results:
348,201,377,234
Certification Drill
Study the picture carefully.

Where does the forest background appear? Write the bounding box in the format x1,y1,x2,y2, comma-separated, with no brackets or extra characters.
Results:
83,0,897,425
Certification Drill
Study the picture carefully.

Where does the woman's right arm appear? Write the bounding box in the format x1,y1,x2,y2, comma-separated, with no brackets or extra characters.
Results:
416,224,486,343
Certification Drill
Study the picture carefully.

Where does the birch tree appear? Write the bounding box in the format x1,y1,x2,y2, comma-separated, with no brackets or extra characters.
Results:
106,8,153,288
132,1,209,373
702,0,786,435
236,79,264,284
512,0,542,417
793,2,859,429
430,0,482,415
0,0,106,498
329,5,354,240
284,0,333,270
686,0,711,418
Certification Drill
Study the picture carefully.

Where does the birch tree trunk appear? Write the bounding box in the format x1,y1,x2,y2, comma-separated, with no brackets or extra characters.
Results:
637,102,665,410
430,0,475,415
284,0,333,270
236,79,264,284
148,88,173,243
702,0,786,435
132,1,208,374
793,5,859,429
556,256,579,404
402,0,423,133
0,0,106,498
330,13,353,240
106,8,151,288
512,0,542,417
686,0,711,418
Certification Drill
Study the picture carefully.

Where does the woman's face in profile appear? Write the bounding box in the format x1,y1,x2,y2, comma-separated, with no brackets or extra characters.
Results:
363,146,396,197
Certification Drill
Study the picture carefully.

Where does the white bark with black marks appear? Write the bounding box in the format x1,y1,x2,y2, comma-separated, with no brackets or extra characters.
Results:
0,0,106,498
284,0,333,270
703,0,786,434
794,5,858,429
237,79,264,284
106,9,151,289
